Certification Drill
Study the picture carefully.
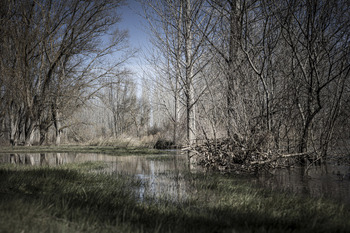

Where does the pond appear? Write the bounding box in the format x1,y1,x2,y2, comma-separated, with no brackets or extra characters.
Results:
1,152,350,205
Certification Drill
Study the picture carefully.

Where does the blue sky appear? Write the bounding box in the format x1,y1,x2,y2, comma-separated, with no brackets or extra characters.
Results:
117,0,151,83
119,0,148,49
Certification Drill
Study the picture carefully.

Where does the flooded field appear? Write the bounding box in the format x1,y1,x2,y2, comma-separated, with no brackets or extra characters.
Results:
1,152,350,205
255,163,350,205
0,152,194,202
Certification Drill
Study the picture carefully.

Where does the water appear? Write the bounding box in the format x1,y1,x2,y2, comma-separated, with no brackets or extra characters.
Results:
0,152,195,202
255,163,350,205
1,152,350,205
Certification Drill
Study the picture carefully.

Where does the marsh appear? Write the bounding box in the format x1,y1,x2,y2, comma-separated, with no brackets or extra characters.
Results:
1,150,350,232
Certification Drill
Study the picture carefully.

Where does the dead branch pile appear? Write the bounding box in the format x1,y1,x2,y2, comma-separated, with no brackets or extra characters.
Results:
184,135,312,174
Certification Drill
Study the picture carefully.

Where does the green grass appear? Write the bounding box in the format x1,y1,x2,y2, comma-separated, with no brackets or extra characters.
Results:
0,163,349,233
0,145,165,156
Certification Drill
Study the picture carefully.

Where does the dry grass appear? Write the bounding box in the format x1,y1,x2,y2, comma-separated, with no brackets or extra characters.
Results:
85,134,159,148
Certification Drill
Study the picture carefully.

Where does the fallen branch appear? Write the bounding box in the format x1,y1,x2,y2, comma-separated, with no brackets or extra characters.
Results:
184,137,316,173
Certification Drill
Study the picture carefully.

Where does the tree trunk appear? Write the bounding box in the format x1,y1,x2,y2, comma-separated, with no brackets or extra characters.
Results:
9,115,18,146
55,113,62,146
39,127,48,145
184,0,195,145
24,126,35,146
8,102,21,146
226,0,242,138
173,87,179,145
52,106,62,146
186,83,195,145
173,3,182,146
298,123,309,165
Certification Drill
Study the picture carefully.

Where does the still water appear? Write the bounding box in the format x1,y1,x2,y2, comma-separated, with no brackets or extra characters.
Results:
255,163,350,204
0,152,194,202
1,152,350,205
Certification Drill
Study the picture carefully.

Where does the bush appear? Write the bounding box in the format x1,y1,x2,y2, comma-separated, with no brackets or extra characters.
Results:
154,139,174,149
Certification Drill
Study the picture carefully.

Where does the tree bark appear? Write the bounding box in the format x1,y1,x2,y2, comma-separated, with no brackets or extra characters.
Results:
184,0,195,145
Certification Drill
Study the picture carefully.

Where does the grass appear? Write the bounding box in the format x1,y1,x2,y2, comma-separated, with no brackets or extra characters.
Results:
0,145,165,156
85,135,159,148
0,163,349,233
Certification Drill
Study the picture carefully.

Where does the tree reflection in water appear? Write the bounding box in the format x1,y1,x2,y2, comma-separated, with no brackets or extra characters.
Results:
255,164,350,205
1,152,350,205
1,152,194,202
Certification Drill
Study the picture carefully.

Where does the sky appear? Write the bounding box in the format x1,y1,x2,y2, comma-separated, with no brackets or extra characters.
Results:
119,0,148,49
117,0,151,82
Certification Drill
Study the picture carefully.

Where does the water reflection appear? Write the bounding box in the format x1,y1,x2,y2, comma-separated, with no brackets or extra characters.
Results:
0,152,194,202
0,153,116,166
255,164,350,205
1,153,350,205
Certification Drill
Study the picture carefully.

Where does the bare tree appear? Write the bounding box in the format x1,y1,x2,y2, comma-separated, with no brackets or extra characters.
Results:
0,0,130,145
143,0,215,145
98,75,139,138
276,0,350,161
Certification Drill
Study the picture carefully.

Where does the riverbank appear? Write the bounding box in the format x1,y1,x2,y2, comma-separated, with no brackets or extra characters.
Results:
0,145,164,156
0,162,349,233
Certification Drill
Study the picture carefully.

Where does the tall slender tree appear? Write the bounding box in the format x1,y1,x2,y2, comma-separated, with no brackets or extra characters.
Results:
143,0,214,145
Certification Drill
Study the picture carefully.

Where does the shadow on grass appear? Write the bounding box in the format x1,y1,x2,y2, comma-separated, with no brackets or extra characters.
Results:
0,168,349,233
